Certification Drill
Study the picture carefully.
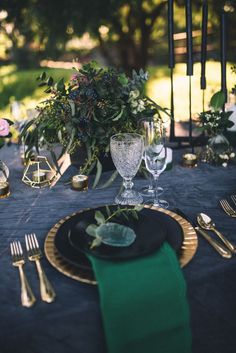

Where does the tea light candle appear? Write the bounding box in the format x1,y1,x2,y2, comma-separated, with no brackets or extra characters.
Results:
32,170,46,183
0,182,10,198
182,153,197,167
71,175,88,191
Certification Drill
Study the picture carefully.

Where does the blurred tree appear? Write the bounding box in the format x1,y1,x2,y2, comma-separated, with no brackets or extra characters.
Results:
0,0,235,71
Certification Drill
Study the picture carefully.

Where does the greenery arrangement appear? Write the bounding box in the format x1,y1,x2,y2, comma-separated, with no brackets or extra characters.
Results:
198,90,234,136
198,90,236,166
86,205,144,249
21,61,168,187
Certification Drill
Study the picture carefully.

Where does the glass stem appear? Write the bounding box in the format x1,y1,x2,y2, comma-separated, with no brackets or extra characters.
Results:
123,178,133,192
148,173,153,190
153,173,160,206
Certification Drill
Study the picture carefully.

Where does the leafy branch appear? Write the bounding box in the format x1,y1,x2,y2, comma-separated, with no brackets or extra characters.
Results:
86,205,144,249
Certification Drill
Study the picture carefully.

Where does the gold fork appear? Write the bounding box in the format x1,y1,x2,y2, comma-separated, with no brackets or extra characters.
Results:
10,241,36,308
25,233,56,303
231,195,236,207
220,199,236,218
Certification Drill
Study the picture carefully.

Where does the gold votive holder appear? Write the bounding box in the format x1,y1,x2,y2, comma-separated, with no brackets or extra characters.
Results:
182,153,198,168
0,182,10,199
71,175,88,191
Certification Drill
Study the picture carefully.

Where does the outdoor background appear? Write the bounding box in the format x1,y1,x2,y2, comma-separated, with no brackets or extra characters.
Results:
0,0,236,131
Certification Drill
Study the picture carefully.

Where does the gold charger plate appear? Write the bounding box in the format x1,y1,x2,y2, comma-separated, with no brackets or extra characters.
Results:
44,206,198,285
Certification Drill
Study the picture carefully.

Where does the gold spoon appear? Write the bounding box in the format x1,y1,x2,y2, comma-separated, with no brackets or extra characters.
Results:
197,213,236,254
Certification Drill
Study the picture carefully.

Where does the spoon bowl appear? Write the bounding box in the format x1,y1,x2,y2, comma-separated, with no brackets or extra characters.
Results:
197,212,236,254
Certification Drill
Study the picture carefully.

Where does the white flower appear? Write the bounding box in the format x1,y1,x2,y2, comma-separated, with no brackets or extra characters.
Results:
230,152,235,158
136,99,145,112
223,154,229,160
222,162,228,167
129,90,140,100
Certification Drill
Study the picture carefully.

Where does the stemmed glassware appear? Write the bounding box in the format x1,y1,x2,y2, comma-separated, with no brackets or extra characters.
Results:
140,119,164,198
110,133,144,205
144,121,169,208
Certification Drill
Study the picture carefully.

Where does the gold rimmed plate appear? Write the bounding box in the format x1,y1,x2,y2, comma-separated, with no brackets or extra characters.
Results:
44,206,198,285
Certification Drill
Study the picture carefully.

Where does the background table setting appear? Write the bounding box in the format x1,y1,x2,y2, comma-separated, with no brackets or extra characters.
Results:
1,142,236,353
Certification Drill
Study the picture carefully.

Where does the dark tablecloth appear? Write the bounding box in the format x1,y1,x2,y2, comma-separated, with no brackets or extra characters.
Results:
0,145,236,353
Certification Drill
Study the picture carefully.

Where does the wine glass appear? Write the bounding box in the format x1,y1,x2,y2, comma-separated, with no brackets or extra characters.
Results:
140,119,164,198
144,121,169,208
110,133,144,205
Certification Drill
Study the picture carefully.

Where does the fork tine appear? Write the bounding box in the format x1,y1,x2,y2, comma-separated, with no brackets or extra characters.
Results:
226,201,236,214
28,234,34,250
32,233,39,249
31,233,37,249
10,243,14,256
221,199,236,216
231,195,236,206
25,234,30,251
223,200,232,213
18,241,23,255
13,241,19,256
220,200,231,216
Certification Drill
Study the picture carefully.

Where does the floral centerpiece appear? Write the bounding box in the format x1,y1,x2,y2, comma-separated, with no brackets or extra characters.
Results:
21,61,168,186
198,90,235,166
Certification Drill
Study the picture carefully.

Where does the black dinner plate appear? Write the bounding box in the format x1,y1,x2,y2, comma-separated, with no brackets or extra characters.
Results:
54,206,183,269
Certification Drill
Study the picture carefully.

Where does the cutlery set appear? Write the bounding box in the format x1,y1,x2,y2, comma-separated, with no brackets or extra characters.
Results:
10,233,56,308
195,195,236,258
196,213,234,259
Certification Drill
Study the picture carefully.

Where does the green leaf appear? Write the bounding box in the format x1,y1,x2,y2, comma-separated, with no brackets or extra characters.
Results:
95,210,106,225
90,236,103,249
98,170,118,189
92,159,102,189
39,72,46,81
96,222,136,247
112,108,124,121
131,211,139,220
47,76,54,86
105,205,111,217
118,73,128,86
38,82,47,87
44,87,52,94
210,91,226,111
55,78,65,92
86,224,98,237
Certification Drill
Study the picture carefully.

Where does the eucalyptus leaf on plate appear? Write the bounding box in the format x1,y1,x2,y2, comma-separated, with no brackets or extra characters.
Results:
96,222,136,247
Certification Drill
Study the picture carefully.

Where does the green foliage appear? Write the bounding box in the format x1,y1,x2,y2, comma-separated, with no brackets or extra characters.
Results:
21,62,168,179
210,91,226,111
86,205,144,249
198,90,234,136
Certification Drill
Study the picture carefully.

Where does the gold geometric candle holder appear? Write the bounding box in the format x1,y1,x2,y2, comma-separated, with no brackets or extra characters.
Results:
0,160,10,198
22,156,56,188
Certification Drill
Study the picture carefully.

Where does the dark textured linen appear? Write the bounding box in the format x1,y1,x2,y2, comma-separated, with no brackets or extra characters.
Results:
1,145,236,353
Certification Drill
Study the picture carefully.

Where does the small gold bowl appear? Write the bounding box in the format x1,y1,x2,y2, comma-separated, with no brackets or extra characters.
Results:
182,153,198,168
0,182,10,199
71,175,88,191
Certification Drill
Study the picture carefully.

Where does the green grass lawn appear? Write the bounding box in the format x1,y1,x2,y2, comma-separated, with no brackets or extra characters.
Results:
0,65,74,117
0,61,235,121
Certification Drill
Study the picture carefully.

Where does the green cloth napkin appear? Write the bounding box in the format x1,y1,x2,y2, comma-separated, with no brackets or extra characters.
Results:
88,242,192,353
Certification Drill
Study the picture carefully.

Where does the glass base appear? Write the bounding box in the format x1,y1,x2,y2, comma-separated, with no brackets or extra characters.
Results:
145,200,169,208
140,186,163,197
115,189,143,205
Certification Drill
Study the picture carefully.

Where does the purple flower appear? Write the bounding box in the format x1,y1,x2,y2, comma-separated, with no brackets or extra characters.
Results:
0,119,10,137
